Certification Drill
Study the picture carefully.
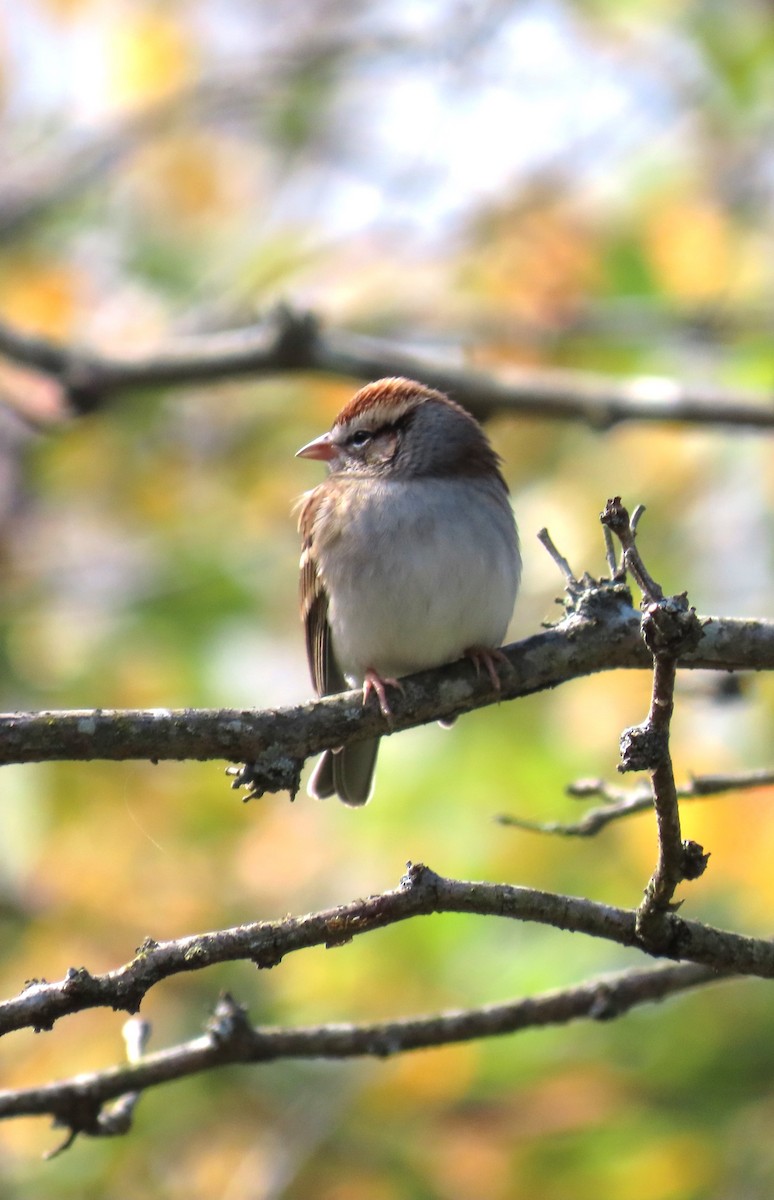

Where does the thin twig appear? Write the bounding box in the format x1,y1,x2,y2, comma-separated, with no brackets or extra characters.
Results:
601,496,663,601
44,1017,153,1157
537,527,577,583
497,784,655,836
630,503,646,534
497,769,774,837
2,958,726,1151
603,526,619,575
688,768,774,795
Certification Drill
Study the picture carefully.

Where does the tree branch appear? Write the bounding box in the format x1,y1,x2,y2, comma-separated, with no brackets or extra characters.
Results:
1,307,774,428
0,959,724,1147
2,862,773,1048
0,583,772,795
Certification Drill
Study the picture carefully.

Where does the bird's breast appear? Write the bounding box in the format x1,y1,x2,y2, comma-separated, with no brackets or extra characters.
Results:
315,477,520,682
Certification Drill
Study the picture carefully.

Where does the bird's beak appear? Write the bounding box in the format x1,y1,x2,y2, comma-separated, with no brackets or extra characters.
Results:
296,432,335,461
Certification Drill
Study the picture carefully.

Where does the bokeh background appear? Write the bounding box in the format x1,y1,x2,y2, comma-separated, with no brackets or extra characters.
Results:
1,1,774,1196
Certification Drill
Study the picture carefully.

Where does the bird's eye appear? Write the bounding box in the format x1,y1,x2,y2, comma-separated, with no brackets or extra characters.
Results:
347,429,372,449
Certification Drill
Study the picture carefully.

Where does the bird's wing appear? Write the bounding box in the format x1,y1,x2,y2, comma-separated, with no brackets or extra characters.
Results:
298,493,346,697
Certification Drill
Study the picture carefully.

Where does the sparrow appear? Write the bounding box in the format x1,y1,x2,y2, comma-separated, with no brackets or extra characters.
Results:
296,376,521,805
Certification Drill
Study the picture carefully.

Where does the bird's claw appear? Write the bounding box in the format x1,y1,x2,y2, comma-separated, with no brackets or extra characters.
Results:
363,669,403,723
465,646,509,692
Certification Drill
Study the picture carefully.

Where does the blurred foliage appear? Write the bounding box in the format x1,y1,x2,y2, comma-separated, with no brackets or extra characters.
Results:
0,0,773,1196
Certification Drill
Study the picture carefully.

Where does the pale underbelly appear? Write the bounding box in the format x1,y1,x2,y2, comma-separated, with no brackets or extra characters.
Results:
326,540,517,682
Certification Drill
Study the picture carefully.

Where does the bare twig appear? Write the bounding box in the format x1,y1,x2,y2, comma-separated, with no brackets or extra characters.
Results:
603,525,619,575
1,307,774,428
688,768,774,796
537,527,577,584
43,1017,152,1158
630,503,647,535
497,769,774,837
601,496,663,601
2,958,725,1151
497,781,655,836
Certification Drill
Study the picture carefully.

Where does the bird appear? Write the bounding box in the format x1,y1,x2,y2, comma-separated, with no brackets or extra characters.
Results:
296,376,521,805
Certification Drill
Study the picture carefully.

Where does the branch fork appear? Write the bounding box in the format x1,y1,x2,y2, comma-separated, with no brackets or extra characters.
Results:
601,497,709,944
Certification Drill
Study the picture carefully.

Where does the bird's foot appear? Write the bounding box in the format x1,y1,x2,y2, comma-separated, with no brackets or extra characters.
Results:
363,669,403,722
464,646,509,692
